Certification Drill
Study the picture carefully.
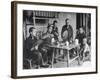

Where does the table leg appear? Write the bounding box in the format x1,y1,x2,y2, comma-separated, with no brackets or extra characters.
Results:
66,49,69,67
77,50,81,65
51,48,55,68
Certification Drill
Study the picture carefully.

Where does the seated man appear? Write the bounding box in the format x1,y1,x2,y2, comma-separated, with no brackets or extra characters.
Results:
25,27,48,68
39,24,54,65
76,27,86,47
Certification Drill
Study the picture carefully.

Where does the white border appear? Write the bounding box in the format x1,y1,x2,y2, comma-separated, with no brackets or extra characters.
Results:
17,3,96,76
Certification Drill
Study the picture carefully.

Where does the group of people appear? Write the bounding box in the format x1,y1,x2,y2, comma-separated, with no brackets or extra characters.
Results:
24,18,90,69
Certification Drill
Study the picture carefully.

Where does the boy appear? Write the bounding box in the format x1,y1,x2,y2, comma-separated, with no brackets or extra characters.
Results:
80,38,90,62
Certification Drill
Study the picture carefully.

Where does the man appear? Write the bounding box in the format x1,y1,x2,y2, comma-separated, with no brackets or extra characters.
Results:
61,18,73,59
76,27,86,47
61,18,73,42
52,20,59,41
25,27,47,68
76,27,87,61
52,20,60,63
39,24,54,64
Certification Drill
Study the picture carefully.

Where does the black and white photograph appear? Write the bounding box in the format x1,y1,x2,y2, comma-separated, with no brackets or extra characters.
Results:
11,1,97,78
23,10,91,69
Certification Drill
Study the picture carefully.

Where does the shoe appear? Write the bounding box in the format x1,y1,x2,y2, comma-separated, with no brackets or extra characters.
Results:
48,61,52,64
40,64,49,67
54,59,58,63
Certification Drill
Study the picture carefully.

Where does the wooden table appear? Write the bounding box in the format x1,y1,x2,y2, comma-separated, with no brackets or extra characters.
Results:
49,44,80,68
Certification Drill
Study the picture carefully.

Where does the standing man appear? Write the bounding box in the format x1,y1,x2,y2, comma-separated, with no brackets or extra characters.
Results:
52,20,59,41
61,18,73,43
52,20,59,63
61,18,73,59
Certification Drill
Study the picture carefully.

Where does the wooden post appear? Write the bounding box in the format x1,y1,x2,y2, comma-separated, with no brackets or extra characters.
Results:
33,11,35,26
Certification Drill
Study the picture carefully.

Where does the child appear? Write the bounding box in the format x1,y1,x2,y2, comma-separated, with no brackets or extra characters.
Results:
80,38,90,62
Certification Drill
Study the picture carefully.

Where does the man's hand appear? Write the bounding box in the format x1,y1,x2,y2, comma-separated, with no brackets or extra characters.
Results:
30,47,35,51
30,45,38,51
35,45,38,50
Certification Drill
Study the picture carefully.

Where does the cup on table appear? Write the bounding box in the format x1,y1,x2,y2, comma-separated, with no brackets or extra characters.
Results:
75,39,79,45
66,41,69,46
57,41,60,47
